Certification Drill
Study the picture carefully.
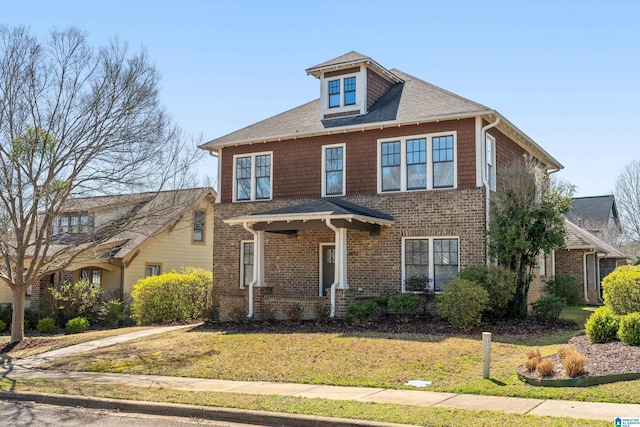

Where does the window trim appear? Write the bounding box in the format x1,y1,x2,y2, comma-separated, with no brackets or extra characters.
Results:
320,71,362,117
377,131,457,193
485,133,496,191
192,209,206,244
232,151,273,202
321,143,346,197
80,267,102,286
239,240,254,289
401,236,460,293
145,263,163,277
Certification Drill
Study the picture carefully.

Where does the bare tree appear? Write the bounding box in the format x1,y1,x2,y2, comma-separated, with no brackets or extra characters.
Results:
0,26,201,342
615,159,640,241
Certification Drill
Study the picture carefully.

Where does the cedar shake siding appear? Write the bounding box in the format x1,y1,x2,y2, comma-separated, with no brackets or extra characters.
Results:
488,126,528,193
367,69,395,109
213,189,486,321
220,118,478,202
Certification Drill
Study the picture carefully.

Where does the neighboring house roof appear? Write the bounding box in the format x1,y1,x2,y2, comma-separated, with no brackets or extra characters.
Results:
224,198,394,227
200,52,562,170
566,195,618,229
50,187,216,262
564,219,628,259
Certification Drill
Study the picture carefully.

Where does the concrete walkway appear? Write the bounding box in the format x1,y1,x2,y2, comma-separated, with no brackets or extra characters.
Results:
2,324,640,423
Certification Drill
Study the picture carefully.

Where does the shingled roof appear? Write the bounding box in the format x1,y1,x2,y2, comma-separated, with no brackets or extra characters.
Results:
566,195,617,228
564,219,628,259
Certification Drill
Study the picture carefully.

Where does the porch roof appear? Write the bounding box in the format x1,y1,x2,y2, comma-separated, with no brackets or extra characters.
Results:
224,199,394,232
564,219,628,259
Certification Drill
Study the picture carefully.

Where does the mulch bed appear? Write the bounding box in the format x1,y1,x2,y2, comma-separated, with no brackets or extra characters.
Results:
0,338,56,354
517,334,640,380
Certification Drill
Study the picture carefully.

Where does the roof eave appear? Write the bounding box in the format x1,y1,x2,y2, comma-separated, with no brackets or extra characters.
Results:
224,213,394,227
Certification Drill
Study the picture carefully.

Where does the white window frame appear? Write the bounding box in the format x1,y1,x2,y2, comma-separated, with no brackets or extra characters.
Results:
320,69,365,117
377,131,457,193
321,143,346,197
401,236,460,293
239,240,254,289
485,133,496,191
538,252,546,277
232,151,273,202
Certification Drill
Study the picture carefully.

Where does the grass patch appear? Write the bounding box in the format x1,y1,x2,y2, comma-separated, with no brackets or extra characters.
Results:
561,306,597,327
0,378,608,427
0,326,149,359
39,328,640,404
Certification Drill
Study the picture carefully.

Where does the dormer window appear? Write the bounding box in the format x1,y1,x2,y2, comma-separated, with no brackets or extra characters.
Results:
328,80,341,108
51,212,92,236
327,76,357,109
344,77,356,105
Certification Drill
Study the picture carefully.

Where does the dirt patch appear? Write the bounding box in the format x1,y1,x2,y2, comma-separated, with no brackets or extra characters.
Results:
0,338,56,354
517,334,640,379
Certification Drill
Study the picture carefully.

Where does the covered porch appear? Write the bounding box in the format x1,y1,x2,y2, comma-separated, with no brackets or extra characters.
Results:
224,199,394,319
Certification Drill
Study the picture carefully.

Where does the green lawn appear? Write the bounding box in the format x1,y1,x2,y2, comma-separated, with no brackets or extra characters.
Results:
0,379,609,427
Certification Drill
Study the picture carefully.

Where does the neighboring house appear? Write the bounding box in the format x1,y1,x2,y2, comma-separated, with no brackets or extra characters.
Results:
552,219,629,303
0,188,215,307
200,51,563,321
566,195,622,245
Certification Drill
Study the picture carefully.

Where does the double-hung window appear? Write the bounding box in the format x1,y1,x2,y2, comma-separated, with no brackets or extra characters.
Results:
344,77,356,106
402,237,459,293
378,132,456,192
322,144,345,196
81,268,102,286
240,241,254,288
486,134,496,191
327,76,357,109
328,80,341,108
233,152,272,202
193,210,205,243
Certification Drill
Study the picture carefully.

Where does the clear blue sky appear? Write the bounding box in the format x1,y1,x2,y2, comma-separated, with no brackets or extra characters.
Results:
4,0,639,197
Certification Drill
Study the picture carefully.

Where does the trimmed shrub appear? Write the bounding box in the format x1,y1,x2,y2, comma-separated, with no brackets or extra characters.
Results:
48,279,102,325
130,267,213,325
557,345,574,360
458,265,516,318
387,294,420,315
284,304,302,323
536,358,555,377
544,275,583,306
563,352,586,377
0,319,5,333
347,298,386,324
260,305,277,323
618,312,640,346
531,295,566,324
602,265,640,315
228,304,247,323
313,301,331,324
36,317,56,333
436,279,489,329
524,357,539,372
66,316,89,334
585,306,620,343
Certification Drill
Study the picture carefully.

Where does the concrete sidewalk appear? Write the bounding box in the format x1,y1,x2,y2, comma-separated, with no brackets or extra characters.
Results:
2,324,639,423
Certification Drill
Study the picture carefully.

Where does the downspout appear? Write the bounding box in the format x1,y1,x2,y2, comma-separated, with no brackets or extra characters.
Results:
325,219,340,318
481,117,500,265
243,222,257,319
583,249,596,303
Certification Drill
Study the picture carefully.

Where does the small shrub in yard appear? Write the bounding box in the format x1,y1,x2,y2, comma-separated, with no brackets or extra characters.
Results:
260,305,277,323
585,306,620,343
285,304,303,323
387,294,420,315
602,265,640,315
436,279,489,330
0,319,5,333
526,349,541,360
618,312,640,346
97,299,124,328
557,345,575,360
313,301,331,324
524,357,539,373
66,316,89,334
347,298,384,324
458,265,516,318
48,279,102,325
36,317,56,334
531,295,566,324
536,358,555,377
544,275,583,306
563,352,587,377
228,304,247,323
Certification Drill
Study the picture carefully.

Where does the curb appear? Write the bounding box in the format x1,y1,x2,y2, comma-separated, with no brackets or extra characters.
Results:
517,370,640,387
0,390,414,427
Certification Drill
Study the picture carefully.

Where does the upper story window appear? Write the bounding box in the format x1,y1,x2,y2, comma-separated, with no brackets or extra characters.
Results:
378,132,457,193
51,212,92,236
327,75,357,109
193,210,205,243
233,152,273,202
486,134,496,191
322,143,345,196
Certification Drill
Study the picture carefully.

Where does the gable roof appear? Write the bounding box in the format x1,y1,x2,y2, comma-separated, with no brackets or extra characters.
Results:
201,55,562,170
564,219,628,259
566,195,617,228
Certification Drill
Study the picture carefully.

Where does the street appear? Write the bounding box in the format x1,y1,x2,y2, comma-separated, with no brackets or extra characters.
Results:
0,400,273,427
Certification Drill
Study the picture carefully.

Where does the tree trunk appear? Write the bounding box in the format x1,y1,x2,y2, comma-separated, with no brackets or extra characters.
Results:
508,265,531,319
11,288,26,343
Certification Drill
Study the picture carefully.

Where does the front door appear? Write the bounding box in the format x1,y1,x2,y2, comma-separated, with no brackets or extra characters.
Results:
321,245,335,296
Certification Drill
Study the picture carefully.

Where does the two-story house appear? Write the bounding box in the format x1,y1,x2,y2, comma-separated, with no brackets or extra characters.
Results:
0,187,215,307
201,51,563,321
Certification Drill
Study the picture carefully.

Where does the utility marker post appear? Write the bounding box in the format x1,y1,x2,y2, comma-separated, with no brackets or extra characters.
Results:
482,332,491,379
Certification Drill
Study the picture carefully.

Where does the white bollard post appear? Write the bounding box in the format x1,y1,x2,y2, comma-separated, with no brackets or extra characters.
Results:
482,332,491,379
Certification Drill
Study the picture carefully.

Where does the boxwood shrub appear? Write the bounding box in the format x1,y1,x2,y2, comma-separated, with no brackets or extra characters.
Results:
602,265,640,315
618,312,640,346
436,279,489,329
585,306,619,343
